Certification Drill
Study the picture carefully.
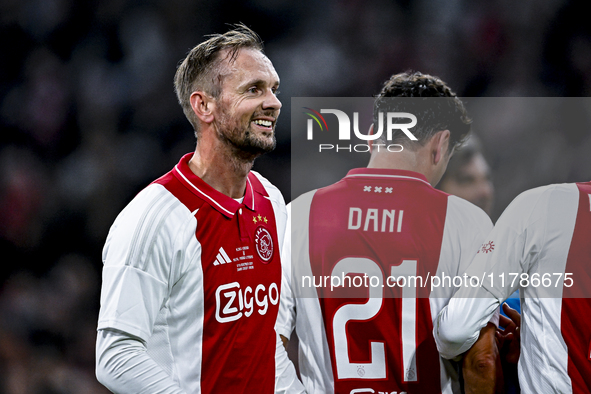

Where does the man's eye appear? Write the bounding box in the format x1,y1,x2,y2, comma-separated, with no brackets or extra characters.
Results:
272,88,280,95
248,87,259,93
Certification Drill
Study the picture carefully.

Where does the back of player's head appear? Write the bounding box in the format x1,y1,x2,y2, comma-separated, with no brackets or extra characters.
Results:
174,23,264,131
373,71,471,152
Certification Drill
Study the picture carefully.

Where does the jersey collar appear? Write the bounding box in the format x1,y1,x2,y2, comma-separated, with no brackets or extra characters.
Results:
172,153,256,218
344,167,432,186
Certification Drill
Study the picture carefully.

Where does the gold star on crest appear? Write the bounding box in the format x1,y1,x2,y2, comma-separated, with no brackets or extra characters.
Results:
263,217,268,223
257,214,262,221
252,216,258,223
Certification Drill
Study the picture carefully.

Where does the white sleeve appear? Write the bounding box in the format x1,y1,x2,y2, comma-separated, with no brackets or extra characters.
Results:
97,185,195,390
274,332,307,393
98,185,189,341
276,203,296,339
96,329,186,394
434,286,500,359
434,186,562,359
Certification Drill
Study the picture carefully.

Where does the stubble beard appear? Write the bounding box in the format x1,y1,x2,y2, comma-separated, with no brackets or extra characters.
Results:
215,108,277,172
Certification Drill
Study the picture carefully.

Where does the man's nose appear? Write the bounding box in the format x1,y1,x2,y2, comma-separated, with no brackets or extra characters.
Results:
262,89,282,110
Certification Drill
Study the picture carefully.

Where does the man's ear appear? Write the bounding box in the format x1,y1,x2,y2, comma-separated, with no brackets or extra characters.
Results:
190,91,215,124
432,129,451,165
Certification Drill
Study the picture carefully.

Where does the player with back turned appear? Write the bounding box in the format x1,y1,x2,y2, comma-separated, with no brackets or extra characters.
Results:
435,178,591,393
95,24,303,393
278,72,501,394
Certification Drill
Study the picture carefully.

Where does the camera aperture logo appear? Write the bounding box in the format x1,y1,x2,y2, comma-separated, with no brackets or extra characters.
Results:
303,107,418,153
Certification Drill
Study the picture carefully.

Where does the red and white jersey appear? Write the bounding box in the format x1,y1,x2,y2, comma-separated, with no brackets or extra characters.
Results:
277,168,492,394
458,182,591,393
98,153,286,393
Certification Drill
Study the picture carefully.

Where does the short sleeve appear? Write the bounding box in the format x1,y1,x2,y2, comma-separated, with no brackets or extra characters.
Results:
98,184,195,341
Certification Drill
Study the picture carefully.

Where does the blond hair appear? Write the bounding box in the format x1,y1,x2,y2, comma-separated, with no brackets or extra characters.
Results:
174,24,263,132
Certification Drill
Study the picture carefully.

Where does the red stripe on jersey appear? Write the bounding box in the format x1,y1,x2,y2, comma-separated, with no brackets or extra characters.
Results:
562,182,591,393
168,153,257,217
155,159,281,393
308,169,447,393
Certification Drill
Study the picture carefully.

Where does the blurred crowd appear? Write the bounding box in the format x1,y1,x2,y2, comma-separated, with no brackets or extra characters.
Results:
1,0,591,392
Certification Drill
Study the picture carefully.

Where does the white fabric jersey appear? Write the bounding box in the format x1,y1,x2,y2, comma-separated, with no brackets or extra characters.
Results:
435,182,591,394
277,168,494,394
97,153,302,393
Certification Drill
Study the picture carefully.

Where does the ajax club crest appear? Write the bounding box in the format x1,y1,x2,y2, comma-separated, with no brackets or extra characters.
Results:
255,226,274,263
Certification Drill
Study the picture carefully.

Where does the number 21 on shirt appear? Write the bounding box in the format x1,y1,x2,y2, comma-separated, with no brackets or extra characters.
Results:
331,257,418,382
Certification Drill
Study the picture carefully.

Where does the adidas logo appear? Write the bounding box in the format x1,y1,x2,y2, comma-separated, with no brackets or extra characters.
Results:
213,247,232,266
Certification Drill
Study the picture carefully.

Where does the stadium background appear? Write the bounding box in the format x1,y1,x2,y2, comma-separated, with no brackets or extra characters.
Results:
1,0,591,392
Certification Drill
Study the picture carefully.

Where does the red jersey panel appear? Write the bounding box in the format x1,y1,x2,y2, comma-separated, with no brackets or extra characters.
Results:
562,182,591,394
308,168,448,394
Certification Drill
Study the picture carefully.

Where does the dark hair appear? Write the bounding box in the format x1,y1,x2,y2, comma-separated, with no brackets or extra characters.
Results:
174,23,264,131
373,71,471,151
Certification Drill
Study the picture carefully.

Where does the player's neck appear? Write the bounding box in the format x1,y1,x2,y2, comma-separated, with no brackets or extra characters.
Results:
367,146,439,186
188,139,253,199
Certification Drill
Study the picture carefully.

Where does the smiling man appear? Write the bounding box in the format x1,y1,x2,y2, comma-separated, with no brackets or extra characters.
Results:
96,24,303,393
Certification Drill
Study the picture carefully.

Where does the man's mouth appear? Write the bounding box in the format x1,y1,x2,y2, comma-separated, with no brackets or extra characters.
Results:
252,118,274,131
253,119,272,127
